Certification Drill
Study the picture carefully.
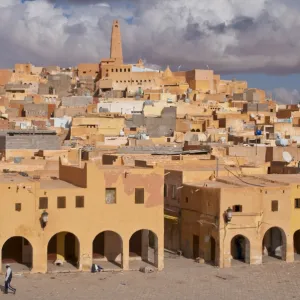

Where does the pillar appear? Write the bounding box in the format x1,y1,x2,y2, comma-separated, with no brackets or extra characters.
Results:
155,235,164,270
79,239,92,271
122,238,129,270
285,235,294,263
141,230,149,262
32,244,47,274
250,239,262,265
56,233,66,261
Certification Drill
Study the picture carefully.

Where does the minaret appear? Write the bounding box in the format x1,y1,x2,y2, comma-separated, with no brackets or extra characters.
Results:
110,20,123,64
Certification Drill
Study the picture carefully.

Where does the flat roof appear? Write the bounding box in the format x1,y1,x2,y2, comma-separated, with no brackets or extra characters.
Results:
40,179,82,190
0,173,33,184
184,175,291,189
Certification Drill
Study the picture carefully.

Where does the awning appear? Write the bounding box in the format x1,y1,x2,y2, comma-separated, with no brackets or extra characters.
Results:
164,214,179,223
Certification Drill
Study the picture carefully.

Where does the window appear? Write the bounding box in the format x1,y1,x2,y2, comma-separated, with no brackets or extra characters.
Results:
57,197,66,209
76,196,84,208
128,68,130,72
124,69,127,72
106,188,116,204
116,69,118,72
171,185,176,199
135,188,144,204
233,205,242,212
39,197,48,209
185,197,188,203
295,198,300,208
120,69,122,72
15,203,21,212
164,184,168,197
111,69,114,72
271,200,278,212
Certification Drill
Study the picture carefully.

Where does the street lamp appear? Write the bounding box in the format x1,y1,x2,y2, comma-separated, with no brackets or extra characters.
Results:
41,210,49,229
225,207,233,223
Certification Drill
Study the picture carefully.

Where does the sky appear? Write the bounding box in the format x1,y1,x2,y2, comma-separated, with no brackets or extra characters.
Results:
1,0,300,103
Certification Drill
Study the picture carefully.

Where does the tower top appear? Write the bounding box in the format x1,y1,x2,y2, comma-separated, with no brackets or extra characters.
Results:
110,19,123,64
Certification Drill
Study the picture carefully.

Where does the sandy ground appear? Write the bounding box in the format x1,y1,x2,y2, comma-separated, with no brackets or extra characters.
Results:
2,254,300,300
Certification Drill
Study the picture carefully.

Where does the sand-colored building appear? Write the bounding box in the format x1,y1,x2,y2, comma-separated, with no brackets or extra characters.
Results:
0,160,164,273
178,174,300,268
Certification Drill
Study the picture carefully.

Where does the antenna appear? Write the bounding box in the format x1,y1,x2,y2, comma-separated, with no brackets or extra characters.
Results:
283,151,293,164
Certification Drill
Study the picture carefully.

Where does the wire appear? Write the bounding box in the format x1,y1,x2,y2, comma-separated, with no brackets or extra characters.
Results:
224,166,264,187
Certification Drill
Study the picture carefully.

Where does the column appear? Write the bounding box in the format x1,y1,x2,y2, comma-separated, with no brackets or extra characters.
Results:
285,235,294,263
122,238,129,270
79,240,93,272
155,235,164,270
32,244,47,273
141,230,149,262
250,238,262,265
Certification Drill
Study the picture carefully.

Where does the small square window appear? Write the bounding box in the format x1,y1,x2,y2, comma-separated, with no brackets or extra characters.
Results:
15,203,21,212
57,196,66,209
106,188,116,204
233,205,242,212
76,196,84,208
295,198,300,208
39,197,48,209
271,200,278,212
135,188,144,204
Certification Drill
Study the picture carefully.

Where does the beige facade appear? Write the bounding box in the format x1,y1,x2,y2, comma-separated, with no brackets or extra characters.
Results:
0,161,164,273
179,175,299,268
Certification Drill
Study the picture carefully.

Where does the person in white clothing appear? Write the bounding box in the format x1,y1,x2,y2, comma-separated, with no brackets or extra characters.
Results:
4,264,16,294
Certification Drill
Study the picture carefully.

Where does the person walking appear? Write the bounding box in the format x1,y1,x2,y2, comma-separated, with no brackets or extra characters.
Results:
4,264,16,294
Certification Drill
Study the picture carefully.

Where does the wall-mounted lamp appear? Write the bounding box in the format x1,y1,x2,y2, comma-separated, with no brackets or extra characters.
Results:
41,210,49,229
225,207,233,223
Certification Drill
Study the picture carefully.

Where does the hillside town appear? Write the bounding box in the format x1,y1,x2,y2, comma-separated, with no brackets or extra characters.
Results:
0,19,300,279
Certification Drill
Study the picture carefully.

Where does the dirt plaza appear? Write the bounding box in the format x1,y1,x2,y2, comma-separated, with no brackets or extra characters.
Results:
1,253,300,300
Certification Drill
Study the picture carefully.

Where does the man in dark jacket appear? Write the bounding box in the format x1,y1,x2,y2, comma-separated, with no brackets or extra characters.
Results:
4,265,16,294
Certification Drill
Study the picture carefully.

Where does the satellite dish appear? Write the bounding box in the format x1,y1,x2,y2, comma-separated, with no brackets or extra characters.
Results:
283,151,293,163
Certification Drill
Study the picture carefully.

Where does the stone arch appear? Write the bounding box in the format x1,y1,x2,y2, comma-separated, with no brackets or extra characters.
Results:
129,229,159,268
2,236,33,270
231,234,250,264
293,230,300,260
47,231,80,269
93,231,123,268
262,227,286,260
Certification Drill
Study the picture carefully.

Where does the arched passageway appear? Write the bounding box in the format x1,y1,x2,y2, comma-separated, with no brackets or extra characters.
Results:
209,236,216,265
231,235,250,265
129,229,158,269
47,232,80,271
2,237,33,271
93,231,122,268
262,227,286,262
293,230,300,260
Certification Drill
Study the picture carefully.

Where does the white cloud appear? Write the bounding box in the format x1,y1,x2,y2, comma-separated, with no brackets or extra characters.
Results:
268,88,300,105
0,0,300,76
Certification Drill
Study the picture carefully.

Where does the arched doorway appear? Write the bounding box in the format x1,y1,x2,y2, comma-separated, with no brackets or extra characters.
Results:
129,229,158,269
47,232,80,271
209,236,216,265
293,230,300,261
231,235,250,265
93,231,122,268
262,227,286,261
2,237,33,271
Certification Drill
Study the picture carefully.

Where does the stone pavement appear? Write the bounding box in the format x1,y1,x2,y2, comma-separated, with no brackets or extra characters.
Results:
2,255,300,300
